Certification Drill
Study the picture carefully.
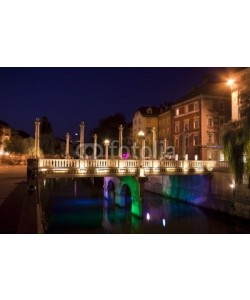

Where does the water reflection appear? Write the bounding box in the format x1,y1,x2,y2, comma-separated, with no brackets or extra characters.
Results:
38,178,250,234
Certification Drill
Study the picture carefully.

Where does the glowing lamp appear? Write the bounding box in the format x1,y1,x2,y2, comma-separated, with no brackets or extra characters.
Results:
138,130,145,137
146,212,150,221
226,79,235,87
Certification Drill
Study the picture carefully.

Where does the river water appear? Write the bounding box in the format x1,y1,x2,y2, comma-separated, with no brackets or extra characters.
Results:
39,177,250,234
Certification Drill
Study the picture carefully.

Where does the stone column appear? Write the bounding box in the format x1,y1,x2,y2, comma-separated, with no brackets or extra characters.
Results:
35,118,40,158
93,134,97,159
118,124,123,159
65,132,70,158
79,121,85,159
141,139,146,160
163,138,167,154
152,127,157,159
104,140,110,159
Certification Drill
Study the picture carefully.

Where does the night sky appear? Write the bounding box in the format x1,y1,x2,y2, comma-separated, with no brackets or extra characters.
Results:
0,67,238,140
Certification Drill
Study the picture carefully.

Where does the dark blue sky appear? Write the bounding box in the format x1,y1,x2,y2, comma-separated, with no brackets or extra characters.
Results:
0,67,237,140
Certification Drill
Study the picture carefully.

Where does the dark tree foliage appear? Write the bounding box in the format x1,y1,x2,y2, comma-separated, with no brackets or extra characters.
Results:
90,113,129,143
40,116,55,155
223,105,250,185
40,116,53,134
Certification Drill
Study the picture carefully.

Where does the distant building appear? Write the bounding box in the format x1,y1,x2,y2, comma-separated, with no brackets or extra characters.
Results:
0,120,11,154
158,102,173,149
172,80,231,160
228,67,250,124
132,107,160,156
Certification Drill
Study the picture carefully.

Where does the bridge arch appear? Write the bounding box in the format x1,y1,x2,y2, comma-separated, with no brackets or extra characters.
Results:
103,176,143,217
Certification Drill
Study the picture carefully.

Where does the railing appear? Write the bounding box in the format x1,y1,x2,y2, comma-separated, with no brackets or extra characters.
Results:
37,158,224,177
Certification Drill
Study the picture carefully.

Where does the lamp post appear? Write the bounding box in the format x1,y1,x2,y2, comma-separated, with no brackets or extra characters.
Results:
79,121,85,159
138,130,145,161
104,139,110,159
118,124,123,159
138,130,145,177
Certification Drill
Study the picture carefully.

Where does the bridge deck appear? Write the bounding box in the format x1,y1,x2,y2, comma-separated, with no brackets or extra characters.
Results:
31,159,230,178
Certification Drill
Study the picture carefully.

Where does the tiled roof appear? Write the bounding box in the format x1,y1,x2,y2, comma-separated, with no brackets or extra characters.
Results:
135,106,161,117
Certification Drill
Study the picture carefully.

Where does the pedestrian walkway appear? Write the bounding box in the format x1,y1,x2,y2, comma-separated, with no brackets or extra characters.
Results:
0,166,37,233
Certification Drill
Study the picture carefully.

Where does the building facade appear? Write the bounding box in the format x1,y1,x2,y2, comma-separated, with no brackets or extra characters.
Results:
229,67,250,123
132,107,160,157
172,84,231,160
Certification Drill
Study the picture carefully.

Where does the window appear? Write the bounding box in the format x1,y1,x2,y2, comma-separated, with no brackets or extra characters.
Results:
175,108,179,116
219,101,224,111
147,117,151,123
208,117,213,127
193,135,199,146
167,117,170,125
188,103,194,112
138,119,141,124
194,102,199,111
134,120,136,125
194,119,199,129
184,120,189,131
185,136,189,147
175,123,180,133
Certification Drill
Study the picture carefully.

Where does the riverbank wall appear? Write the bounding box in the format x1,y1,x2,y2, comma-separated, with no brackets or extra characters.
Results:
144,172,250,219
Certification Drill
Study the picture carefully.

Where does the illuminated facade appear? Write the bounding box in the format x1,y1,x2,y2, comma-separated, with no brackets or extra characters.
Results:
132,107,160,156
172,83,231,160
229,67,250,123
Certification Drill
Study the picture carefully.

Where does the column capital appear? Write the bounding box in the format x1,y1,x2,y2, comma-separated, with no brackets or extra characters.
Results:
119,124,123,130
80,121,85,127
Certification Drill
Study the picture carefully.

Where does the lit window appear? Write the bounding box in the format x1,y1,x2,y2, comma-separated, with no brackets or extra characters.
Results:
176,108,179,116
194,119,199,129
193,135,199,146
175,123,180,133
184,121,189,130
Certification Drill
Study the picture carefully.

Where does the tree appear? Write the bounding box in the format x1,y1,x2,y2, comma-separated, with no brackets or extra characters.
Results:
90,113,128,141
40,116,55,156
5,135,35,155
223,105,250,185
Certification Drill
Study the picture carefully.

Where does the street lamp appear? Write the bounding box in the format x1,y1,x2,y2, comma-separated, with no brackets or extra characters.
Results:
226,79,235,87
138,130,145,177
104,139,110,159
138,130,145,160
